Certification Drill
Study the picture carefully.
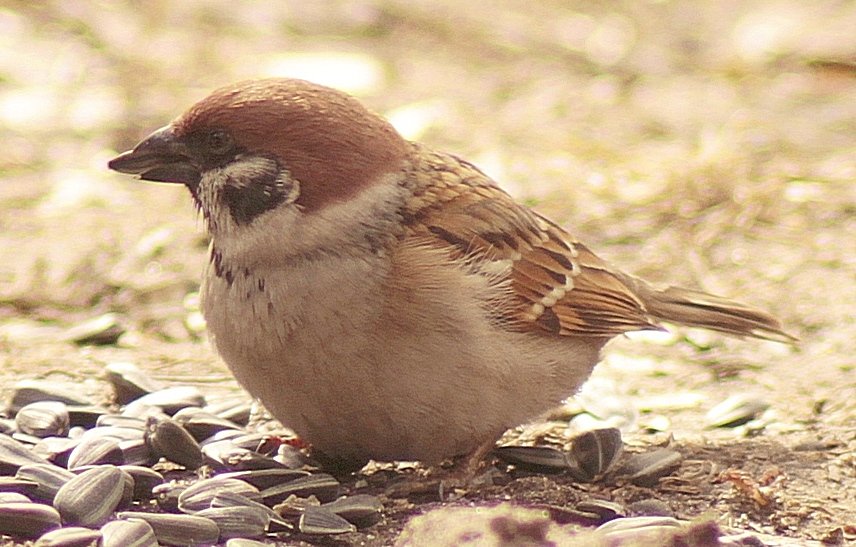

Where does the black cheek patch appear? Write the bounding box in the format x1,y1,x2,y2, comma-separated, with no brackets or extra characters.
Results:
222,171,290,225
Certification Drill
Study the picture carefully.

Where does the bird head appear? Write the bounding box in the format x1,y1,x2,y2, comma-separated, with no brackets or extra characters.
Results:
109,78,410,236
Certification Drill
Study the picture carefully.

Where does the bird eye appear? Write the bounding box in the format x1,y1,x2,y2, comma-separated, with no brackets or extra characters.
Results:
206,129,233,155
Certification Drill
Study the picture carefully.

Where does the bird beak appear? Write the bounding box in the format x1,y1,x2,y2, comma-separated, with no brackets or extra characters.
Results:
108,125,200,186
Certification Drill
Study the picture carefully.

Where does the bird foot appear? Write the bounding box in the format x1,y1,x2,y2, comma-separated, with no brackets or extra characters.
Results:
386,439,502,500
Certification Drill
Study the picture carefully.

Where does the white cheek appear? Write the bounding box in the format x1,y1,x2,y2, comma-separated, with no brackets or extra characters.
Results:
210,171,410,268
218,155,281,183
197,155,296,233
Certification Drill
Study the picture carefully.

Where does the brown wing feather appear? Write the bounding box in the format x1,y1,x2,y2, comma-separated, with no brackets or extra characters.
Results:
401,148,660,338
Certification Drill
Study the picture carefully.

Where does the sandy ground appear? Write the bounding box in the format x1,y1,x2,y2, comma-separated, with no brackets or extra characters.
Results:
0,1,854,544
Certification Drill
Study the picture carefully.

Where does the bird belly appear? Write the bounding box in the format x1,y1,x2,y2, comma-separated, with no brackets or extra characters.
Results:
201,252,604,465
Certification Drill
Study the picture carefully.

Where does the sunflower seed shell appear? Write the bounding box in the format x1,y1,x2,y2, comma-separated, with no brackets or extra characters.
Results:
299,506,356,535
15,402,70,439
0,502,61,538
178,477,260,514
101,518,158,547
145,417,203,469
15,464,75,503
196,506,269,540
117,511,220,546
33,525,102,547
54,465,125,527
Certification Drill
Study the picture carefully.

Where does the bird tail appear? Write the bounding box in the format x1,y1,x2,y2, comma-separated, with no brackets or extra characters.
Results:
618,275,796,343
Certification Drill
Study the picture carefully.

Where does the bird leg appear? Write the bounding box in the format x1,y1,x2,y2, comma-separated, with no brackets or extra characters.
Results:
386,437,502,500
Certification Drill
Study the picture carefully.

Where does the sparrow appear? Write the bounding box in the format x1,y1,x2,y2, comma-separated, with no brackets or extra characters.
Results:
108,78,792,469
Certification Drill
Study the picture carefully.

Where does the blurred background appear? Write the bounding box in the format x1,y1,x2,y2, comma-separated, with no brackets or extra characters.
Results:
0,0,853,525
0,0,856,538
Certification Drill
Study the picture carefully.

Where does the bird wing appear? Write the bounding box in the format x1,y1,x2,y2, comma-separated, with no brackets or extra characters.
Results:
400,149,660,338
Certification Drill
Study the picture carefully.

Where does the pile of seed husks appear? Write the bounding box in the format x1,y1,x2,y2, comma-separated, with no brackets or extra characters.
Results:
0,363,382,546
0,358,790,546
